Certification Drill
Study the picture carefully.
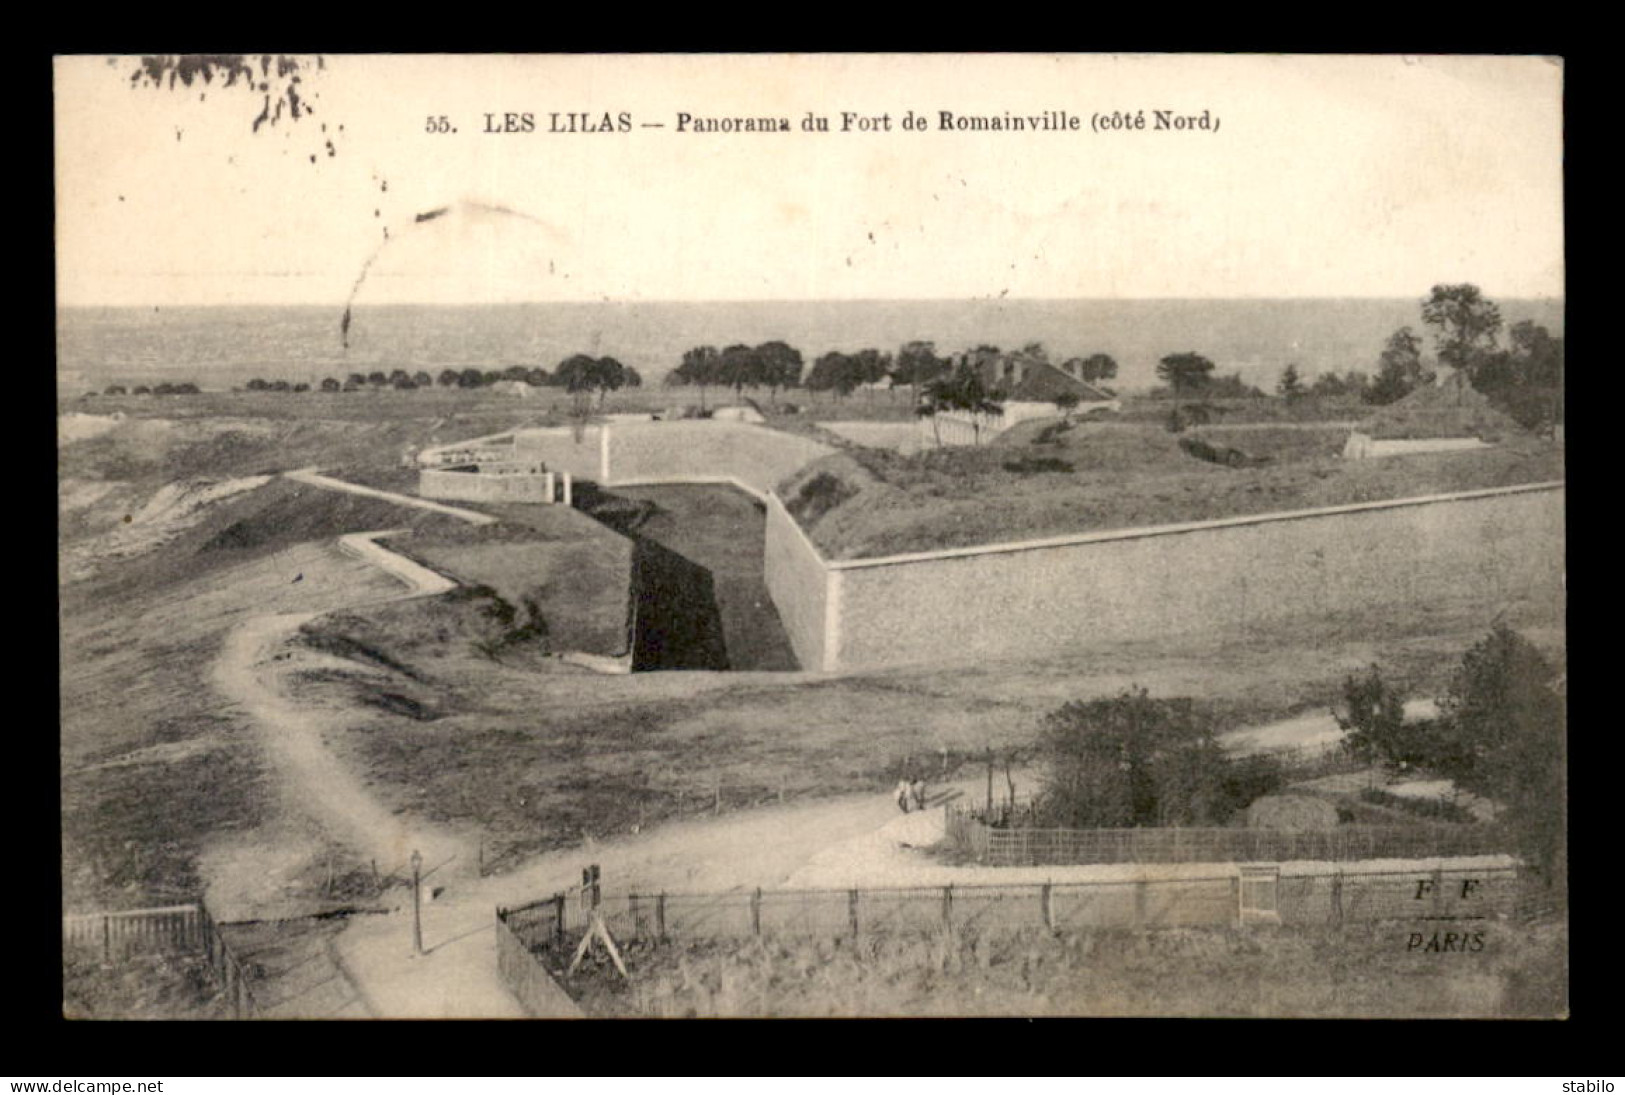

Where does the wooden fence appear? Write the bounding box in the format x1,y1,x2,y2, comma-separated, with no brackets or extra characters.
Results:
501,864,1532,951
943,807,1507,866
63,903,206,958
64,902,263,1019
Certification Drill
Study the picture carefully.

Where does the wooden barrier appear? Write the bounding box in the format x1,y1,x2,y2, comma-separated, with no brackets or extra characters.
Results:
943,807,1508,866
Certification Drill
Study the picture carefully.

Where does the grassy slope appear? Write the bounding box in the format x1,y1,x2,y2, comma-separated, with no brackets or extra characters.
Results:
300,589,1562,877
784,422,1564,559
59,431,483,911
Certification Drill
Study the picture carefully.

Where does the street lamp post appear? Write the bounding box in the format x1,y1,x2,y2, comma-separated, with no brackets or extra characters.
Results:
410,849,423,956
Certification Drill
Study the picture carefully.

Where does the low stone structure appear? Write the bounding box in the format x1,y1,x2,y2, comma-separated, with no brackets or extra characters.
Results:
419,461,572,504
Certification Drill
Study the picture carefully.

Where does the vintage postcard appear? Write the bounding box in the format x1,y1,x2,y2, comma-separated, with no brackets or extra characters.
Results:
56,53,1565,1019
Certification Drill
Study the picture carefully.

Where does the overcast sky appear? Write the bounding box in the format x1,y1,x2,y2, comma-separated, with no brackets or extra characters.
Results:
54,54,1565,308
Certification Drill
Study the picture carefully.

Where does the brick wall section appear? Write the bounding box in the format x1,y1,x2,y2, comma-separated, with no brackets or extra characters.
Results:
823,484,1563,670
763,492,831,671
605,421,834,496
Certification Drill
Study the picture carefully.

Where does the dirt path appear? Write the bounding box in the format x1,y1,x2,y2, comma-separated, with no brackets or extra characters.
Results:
210,610,468,877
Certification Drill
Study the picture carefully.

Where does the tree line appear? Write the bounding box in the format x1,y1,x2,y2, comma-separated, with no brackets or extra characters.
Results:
1152,284,1563,431
96,382,202,396
226,358,642,405
666,339,1120,410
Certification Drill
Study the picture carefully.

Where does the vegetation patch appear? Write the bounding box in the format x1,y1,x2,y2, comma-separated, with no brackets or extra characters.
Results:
549,918,1565,1018
1001,456,1074,475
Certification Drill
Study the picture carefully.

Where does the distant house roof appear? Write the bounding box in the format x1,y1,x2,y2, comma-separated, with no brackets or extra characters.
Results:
967,353,1116,404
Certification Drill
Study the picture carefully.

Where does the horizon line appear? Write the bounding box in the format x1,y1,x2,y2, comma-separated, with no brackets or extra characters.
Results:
57,293,1569,309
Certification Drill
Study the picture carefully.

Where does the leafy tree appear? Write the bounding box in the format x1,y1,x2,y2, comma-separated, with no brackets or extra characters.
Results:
104,385,127,396
526,367,551,388
852,348,893,403
894,341,946,401
1310,370,1369,400
1476,321,1564,431
131,385,151,395
807,352,859,402
1422,283,1502,379
293,382,311,393
1368,327,1430,405
755,341,804,405
367,371,388,388
320,377,341,392
1334,665,1412,769
1020,341,1050,363
392,376,416,390
413,371,433,389
457,368,483,389
1155,352,1216,396
555,353,600,413
1054,391,1082,422
1436,626,1566,884
669,345,721,411
269,380,291,392
503,365,530,383
482,370,504,387
347,373,367,388
1034,687,1280,828
1277,363,1306,401
246,378,268,391
1080,353,1118,383
593,356,631,407
919,361,1006,444
718,344,760,402
437,369,460,388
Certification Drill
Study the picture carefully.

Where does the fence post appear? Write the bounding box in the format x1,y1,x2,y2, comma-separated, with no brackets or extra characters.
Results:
1041,882,1053,931
849,889,860,938
629,893,640,939
1331,872,1344,925
751,888,762,936
1231,874,1242,928
941,885,953,927
656,893,667,941
1134,879,1148,928
554,893,566,950
102,916,111,962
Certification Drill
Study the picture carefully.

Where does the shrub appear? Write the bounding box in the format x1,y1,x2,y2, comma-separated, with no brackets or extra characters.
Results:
786,472,856,524
1001,456,1074,475
1034,688,1280,829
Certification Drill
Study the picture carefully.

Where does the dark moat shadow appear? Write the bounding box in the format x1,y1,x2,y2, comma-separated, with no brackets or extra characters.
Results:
574,482,798,672
628,536,729,671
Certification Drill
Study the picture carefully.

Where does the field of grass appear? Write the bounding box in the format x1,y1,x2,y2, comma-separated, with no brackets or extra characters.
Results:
62,949,229,1020
293,584,1561,877
781,420,1563,560
548,915,1566,1018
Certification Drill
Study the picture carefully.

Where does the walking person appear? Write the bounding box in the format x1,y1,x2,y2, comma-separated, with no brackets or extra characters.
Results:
911,777,927,812
895,778,912,814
